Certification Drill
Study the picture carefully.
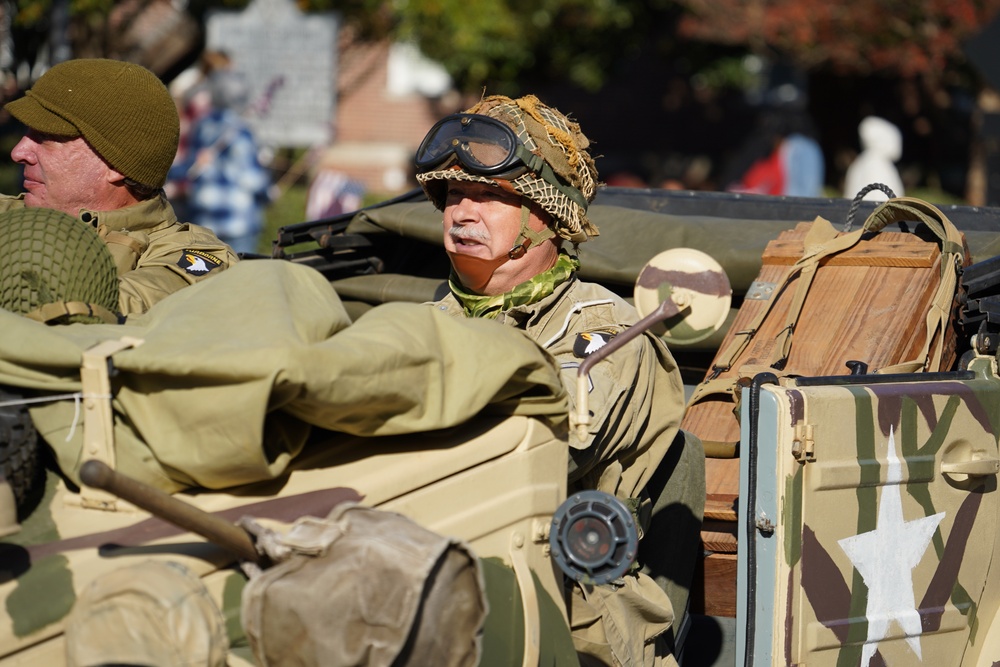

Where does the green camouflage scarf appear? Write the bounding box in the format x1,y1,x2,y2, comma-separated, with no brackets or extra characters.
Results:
451,252,580,319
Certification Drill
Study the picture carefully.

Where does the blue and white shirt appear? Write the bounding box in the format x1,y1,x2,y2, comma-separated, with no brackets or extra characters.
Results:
168,108,271,241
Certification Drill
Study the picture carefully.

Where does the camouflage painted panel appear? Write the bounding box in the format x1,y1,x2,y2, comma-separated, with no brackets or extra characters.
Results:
767,357,1000,666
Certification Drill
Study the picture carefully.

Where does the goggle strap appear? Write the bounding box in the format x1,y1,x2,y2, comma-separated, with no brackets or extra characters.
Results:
513,145,589,212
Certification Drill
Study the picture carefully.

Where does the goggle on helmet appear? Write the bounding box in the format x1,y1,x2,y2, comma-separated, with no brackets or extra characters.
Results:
415,113,590,212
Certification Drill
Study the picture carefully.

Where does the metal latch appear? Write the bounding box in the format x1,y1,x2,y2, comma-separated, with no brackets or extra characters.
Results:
746,280,777,301
791,422,815,462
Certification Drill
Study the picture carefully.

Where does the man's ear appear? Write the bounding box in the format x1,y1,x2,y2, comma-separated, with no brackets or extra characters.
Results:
105,167,128,187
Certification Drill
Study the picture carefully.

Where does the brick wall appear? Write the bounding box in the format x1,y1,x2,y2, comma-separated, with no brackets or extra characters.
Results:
314,34,471,198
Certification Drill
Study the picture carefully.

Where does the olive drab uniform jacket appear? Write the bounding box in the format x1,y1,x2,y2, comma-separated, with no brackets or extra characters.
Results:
434,276,695,667
0,193,238,316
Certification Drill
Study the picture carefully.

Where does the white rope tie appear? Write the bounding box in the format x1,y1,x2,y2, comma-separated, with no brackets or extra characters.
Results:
0,391,112,442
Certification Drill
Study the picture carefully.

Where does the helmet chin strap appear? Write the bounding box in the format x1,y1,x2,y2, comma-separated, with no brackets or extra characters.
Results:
451,197,555,292
508,197,555,259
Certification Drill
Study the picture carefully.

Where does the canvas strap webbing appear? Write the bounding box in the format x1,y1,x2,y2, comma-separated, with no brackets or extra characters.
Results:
23,300,120,325
78,337,143,510
862,198,965,374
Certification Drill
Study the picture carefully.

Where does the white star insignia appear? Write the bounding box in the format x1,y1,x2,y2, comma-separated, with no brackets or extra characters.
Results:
837,425,945,666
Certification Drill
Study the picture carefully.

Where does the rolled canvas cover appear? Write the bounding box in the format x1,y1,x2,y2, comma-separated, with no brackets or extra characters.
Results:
0,260,567,493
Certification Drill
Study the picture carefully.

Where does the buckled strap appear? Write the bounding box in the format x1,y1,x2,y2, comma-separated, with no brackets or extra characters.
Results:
79,337,143,510
23,300,120,325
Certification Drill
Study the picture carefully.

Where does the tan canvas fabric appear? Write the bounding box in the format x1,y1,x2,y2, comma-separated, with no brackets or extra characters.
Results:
569,575,678,667
64,559,228,667
239,503,486,667
0,260,567,493
0,193,238,315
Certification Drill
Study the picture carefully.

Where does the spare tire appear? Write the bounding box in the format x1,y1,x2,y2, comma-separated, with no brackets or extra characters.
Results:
0,385,39,516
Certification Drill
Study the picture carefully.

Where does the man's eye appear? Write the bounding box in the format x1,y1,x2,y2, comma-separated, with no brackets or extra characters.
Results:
27,129,65,144
485,188,512,201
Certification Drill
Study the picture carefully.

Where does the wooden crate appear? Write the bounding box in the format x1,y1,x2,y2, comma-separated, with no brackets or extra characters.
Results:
683,220,965,453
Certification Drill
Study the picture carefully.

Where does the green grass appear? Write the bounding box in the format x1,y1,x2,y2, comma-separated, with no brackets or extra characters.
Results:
259,184,309,255
259,185,399,255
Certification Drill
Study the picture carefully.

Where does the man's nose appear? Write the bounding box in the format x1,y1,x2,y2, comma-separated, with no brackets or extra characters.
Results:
10,136,35,163
449,195,481,221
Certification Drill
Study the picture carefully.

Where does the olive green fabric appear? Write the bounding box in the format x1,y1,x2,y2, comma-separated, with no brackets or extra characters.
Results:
0,207,118,324
0,260,566,493
5,58,179,188
0,193,239,316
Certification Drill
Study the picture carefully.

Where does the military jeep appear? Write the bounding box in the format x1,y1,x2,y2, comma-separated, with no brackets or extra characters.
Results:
271,185,1000,667
1,186,1000,666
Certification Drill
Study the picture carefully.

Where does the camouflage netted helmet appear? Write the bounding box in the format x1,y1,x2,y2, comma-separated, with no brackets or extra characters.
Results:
415,94,600,244
0,207,120,324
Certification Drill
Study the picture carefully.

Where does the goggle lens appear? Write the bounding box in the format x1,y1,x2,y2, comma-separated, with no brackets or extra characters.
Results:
415,114,521,175
415,112,590,212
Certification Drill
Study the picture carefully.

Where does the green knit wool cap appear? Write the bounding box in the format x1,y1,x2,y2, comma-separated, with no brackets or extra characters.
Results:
5,58,179,189
0,207,120,325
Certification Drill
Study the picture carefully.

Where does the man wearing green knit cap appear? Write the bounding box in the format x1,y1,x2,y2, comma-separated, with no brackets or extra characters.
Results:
415,95,705,667
1,58,238,315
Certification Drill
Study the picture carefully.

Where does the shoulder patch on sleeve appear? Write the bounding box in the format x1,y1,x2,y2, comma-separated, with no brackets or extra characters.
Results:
573,327,622,358
177,249,224,275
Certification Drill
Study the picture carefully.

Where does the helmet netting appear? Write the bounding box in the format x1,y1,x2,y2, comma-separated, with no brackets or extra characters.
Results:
0,207,119,323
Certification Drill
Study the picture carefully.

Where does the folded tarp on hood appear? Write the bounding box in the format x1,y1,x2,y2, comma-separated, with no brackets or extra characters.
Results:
0,260,567,493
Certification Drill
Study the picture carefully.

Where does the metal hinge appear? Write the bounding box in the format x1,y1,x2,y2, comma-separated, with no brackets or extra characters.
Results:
791,422,815,462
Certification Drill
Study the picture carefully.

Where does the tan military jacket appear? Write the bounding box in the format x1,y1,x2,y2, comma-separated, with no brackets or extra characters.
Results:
435,276,688,665
0,194,238,315
433,276,685,503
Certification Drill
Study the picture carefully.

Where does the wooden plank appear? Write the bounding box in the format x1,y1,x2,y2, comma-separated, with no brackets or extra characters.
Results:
704,493,738,521
691,552,738,617
705,459,740,499
762,236,938,267
701,518,738,553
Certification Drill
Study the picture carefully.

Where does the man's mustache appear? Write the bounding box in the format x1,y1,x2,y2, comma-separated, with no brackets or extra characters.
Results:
449,226,491,243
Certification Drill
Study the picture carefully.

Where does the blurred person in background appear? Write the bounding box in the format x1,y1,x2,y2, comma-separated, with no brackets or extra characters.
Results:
166,50,233,218
168,69,273,255
843,115,905,202
725,107,824,197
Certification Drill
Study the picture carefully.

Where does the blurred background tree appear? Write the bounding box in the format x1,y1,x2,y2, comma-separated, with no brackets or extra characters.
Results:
6,0,1000,207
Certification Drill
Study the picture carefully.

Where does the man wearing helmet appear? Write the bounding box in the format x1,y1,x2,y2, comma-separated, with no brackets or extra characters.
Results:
1,58,239,316
416,95,703,666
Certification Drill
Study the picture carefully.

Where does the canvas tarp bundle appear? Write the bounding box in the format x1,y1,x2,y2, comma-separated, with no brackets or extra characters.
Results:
0,260,568,493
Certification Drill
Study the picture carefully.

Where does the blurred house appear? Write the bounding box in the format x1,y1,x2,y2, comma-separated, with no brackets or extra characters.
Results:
319,37,468,196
